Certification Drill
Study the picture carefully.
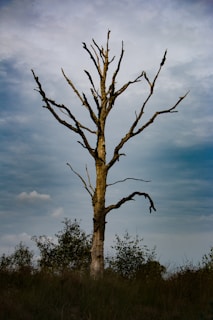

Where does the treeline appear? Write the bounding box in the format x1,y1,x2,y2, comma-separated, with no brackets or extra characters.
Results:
0,219,166,279
0,218,212,278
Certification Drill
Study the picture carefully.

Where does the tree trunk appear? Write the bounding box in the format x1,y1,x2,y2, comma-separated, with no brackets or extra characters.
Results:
90,131,107,278
90,211,106,278
90,162,107,278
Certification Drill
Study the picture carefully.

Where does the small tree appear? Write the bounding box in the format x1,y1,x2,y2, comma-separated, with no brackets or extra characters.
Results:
32,30,188,278
106,232,156,279
32,219,91,273
0,242,34,273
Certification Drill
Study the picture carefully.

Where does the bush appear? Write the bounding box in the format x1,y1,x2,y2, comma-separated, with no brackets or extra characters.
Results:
0,242,34,273
105,231,160,279
32,219,92,273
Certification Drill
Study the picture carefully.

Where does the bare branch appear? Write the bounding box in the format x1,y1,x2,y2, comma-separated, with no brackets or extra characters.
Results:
107,49,189,170
86,165,95,193
106,71,145,116
129,50,168,133
111,40,124,86
32,69,96,158
107,177,150,187
160,49,167,66
61,68,84,103
114,71,144,98
91,88,101,111
151,49,167,93
83,42,102,77
46,98,96,134
67,163,93,197
84,70,99,96
84,70,101,110
105,191,156,215
133,90,190,136
62,69,99,126
81,92,99,126
32,70,78,132
92,39,105,63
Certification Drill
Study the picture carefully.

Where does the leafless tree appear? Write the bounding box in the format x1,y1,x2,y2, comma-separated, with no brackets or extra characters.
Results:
32,30,188,279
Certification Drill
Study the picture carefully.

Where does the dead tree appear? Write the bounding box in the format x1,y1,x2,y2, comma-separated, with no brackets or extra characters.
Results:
32,30,188,279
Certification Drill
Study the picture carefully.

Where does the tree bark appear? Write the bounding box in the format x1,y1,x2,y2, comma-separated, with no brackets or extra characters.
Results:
90,125,107,278
90,208,106,279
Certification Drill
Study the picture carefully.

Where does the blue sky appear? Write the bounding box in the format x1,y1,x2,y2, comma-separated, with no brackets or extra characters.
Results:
0,0,213,268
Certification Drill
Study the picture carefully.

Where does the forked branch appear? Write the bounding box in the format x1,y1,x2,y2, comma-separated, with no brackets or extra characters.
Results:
32,70,96,158
62,69,98,126
107,76,189,169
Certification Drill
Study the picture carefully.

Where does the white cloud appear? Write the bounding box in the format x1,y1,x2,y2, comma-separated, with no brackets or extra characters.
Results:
17,190,51,201
51,207,64,218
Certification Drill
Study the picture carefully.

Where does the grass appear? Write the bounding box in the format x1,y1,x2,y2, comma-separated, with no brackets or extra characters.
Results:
0,267,213,320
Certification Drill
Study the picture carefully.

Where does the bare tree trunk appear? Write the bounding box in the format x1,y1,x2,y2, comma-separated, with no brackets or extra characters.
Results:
90,130,107,278
90,208,106,278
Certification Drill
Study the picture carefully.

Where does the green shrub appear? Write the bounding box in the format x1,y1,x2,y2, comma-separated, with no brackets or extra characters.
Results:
32,219,92,273
105,231,160,279
0,242,34,273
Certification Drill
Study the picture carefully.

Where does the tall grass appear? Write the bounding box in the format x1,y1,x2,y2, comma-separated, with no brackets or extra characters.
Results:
0,267,212,320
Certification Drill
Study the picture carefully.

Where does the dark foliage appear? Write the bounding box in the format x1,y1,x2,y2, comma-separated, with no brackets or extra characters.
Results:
0,242,34,273
32,219,92,273
105,231,165,279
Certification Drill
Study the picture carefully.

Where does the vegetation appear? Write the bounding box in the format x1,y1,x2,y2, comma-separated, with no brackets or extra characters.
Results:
32,31,188,277
32,219,91,273
105,231,161,279
0,220,212,319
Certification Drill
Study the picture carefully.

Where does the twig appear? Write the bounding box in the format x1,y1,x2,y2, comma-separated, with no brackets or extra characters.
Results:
107,177,150,187
86,165,95,193
67,163,93,197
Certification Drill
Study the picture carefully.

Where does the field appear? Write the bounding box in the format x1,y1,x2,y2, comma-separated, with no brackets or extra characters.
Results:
0,267,213,320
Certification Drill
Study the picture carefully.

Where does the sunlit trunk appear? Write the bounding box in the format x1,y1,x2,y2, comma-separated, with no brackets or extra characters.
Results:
90,131,107,279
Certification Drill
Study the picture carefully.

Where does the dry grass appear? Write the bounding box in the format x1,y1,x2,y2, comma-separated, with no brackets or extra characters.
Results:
0,267,212,320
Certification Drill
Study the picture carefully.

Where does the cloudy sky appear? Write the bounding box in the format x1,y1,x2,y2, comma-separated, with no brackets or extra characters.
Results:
0,0,213,268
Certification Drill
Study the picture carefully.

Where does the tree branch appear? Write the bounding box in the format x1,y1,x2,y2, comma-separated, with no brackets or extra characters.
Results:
86,165,95,193
62,69,99,126
84,69,100,100
115,72,144,98
67,163,93,197
105,191,156,215
107,177,150,187
106,71,145,116
32,69,96,158
129,50,168,133
61,68,84,103
133,90,190,136
106,49,189,170
110,40,124,90
82,42,102,78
